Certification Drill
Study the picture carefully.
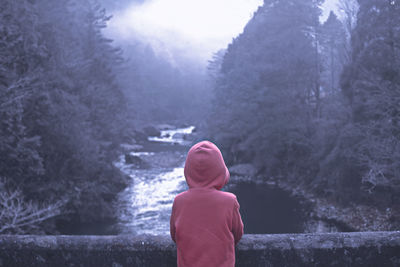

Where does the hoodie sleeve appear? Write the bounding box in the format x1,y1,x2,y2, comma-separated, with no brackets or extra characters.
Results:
232,197,244,246
170,198,177,243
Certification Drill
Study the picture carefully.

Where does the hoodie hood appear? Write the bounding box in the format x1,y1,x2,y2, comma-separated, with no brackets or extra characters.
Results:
184,140,230,190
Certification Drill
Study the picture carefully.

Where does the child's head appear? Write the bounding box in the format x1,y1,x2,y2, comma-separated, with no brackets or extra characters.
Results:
184,140,230,190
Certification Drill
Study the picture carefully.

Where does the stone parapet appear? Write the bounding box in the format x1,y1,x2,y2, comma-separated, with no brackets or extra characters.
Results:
0,232,399,266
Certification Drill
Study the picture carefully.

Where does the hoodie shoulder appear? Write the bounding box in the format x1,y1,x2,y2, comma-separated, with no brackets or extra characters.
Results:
173,190,238,208
219,191,240,208
174,191,189,201
218,191,237,200
217,191,239,206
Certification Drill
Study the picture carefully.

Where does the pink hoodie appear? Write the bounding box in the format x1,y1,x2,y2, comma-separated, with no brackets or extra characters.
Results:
170,140,244,267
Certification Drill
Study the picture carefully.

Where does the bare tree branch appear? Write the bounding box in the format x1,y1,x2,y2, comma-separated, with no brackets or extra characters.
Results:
0,177,66,234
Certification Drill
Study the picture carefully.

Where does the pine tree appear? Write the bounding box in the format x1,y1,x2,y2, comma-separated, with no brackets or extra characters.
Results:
320,11,346,95
208,0,323,178
0,0,130,233
341,0,400,193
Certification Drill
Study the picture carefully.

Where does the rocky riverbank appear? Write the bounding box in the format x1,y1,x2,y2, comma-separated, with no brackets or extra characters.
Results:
55,122,199,235
226,163,400,233
112,123,204,235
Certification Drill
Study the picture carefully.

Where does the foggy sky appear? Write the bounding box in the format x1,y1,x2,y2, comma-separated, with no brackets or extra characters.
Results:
105,0,340,68
321,0,340,22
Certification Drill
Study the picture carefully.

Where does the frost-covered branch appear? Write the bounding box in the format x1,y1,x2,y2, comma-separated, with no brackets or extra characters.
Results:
0,177,65,234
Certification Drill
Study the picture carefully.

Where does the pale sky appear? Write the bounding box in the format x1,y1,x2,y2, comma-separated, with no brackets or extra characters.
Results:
106,0,263,65
321,0,340,22
106,0,339,66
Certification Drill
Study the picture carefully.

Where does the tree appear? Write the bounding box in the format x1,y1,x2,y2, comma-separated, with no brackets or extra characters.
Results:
0,178,65,234
1,0,130,233
0,0,46,186
208,0,323,179
340,0,400,194
320,11,346,95
337,0,359,64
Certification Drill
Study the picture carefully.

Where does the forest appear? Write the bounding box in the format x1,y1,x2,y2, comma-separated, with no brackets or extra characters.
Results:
207,0,400,229
1,0,399,234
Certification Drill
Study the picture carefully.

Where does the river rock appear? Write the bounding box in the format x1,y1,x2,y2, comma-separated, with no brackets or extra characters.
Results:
146,151,186,168
125,154,147,168
133,131,148,142
229,163,258,177
183,134,196,141
172,133,185,139
143,126,161,137
157,124,175,130
120,143,143,151
121,131,136,143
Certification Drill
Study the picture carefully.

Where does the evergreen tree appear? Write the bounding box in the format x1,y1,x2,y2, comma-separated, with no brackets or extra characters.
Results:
0,0,129,233
0,0,46,184
320,11,346,95
208,0,322,179
340,0,400,194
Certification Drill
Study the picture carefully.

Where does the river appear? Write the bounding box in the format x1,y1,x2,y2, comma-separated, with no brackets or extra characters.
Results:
112,124,343,236
113,125,194,235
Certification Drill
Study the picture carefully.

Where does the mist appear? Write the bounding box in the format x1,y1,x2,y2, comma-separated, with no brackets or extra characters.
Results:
105,0,263,66
1,0,399,256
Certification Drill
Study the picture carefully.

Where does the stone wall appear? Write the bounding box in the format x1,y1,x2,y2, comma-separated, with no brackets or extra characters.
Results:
0,232,399,266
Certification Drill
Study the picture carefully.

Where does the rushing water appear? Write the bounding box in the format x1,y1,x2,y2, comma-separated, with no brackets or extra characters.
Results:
147,126,196,144
112,124,343,236
113,125,194,235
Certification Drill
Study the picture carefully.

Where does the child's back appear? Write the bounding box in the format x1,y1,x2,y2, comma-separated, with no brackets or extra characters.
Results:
170,141,244,267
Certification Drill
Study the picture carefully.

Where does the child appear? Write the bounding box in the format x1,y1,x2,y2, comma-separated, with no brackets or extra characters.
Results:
170,140,244,267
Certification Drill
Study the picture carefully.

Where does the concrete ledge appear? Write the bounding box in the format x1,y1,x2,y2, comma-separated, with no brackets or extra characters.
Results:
0,232,399,266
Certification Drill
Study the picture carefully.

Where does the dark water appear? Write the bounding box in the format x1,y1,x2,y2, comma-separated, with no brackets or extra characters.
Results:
111,123,331,235
228,182,306,234
61,124,343,235
113,124,312,235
